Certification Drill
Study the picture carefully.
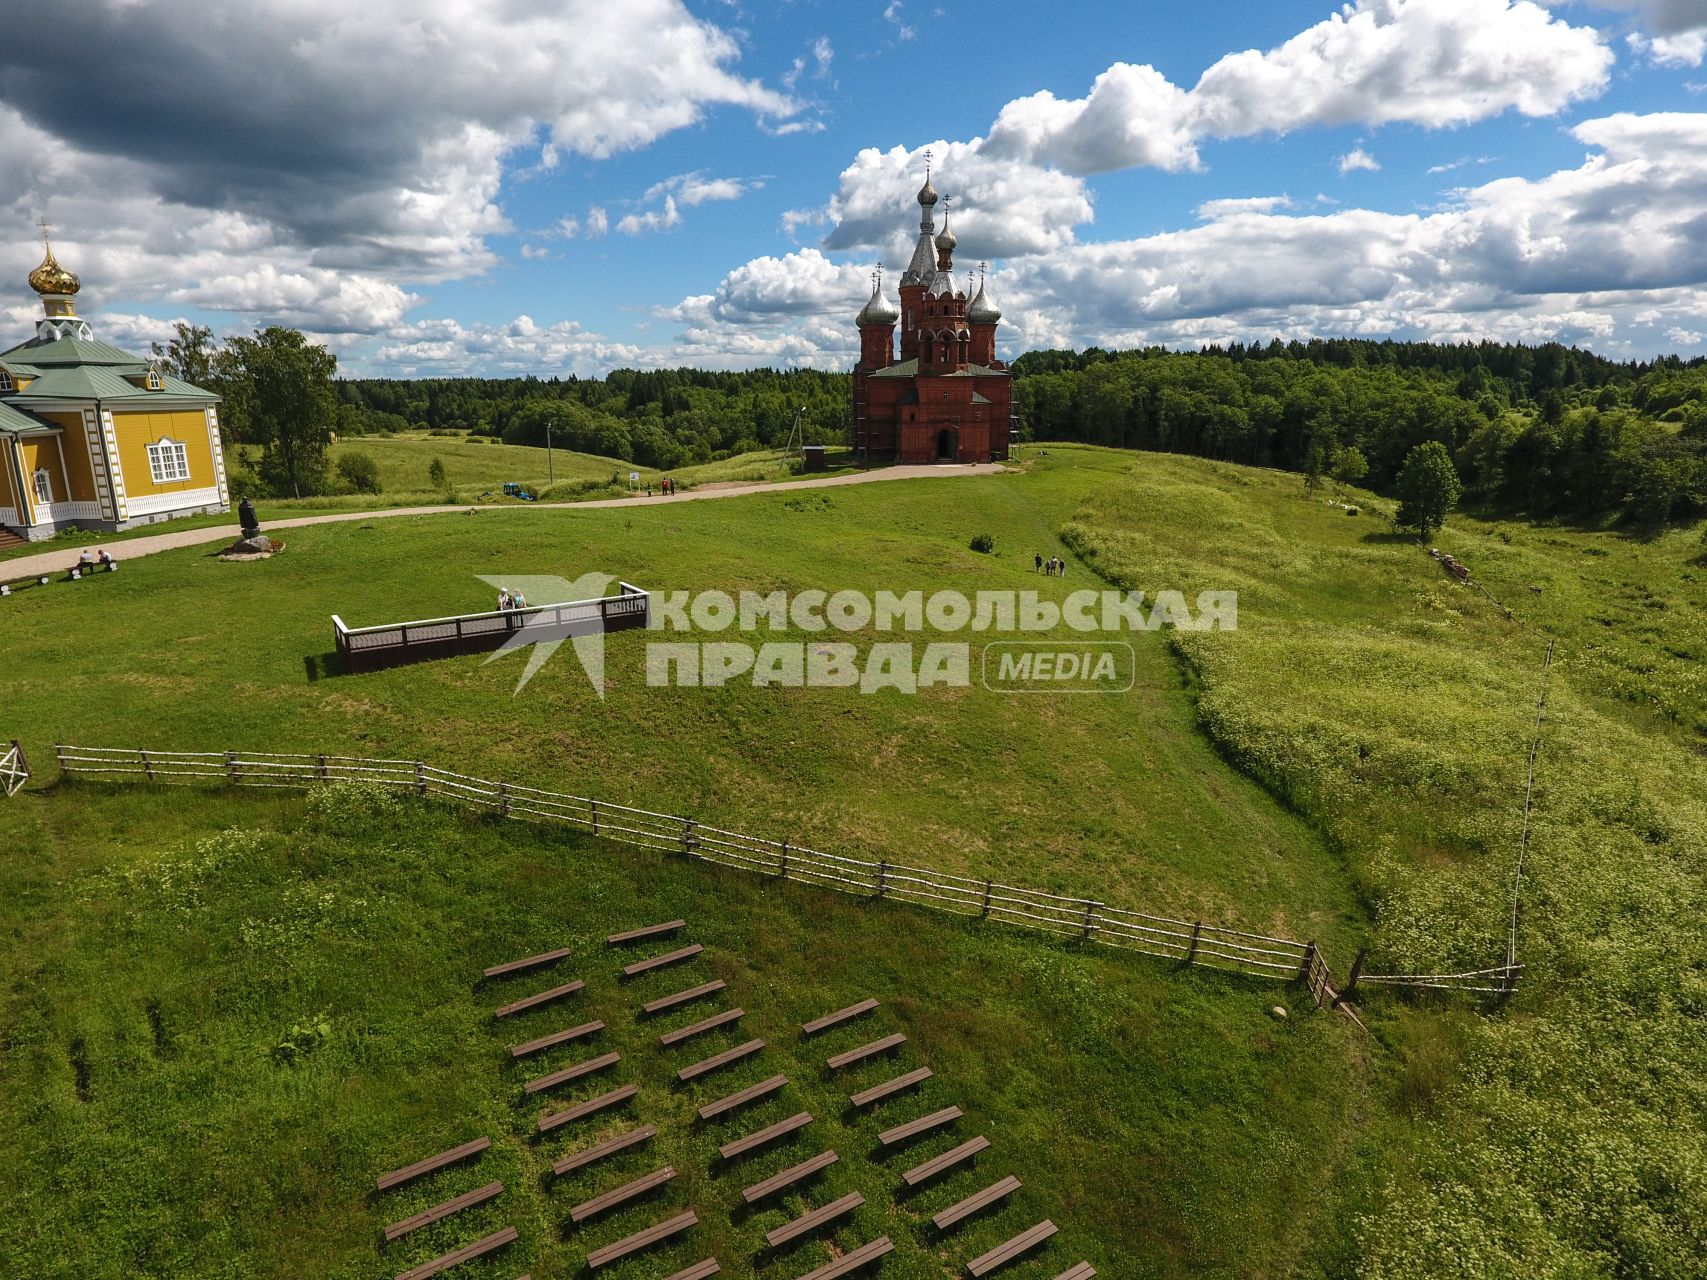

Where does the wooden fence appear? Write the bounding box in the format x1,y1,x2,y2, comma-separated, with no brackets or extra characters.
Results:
57,744,1341,1001
331,582,650,674
1,740,27,798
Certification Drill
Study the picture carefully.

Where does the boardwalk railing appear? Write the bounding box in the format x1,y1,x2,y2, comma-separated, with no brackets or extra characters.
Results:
331,582,649,674
54,744,1521,1006
1,740,28,798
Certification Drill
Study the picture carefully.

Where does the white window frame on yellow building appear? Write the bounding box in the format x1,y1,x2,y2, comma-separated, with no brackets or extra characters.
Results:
145,437,191,485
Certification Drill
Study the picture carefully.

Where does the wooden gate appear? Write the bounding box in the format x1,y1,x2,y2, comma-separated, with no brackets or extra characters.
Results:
1,740,29,798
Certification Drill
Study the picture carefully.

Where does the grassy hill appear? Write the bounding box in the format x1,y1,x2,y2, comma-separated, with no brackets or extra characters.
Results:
2,444,1702,1276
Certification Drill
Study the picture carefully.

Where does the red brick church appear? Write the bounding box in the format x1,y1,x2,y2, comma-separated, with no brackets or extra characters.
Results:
851,164,1013,463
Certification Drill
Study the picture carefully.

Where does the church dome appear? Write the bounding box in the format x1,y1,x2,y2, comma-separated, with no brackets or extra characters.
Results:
934,221,957,253
968,279,1001,324
917,171,939,207
857,281,899,326
29,243,80,297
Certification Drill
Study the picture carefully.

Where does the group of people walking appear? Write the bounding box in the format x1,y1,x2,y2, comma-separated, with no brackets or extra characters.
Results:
1034,553,1067,577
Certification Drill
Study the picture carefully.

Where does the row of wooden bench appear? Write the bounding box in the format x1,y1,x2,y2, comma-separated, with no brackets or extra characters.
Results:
805,994,1096,1279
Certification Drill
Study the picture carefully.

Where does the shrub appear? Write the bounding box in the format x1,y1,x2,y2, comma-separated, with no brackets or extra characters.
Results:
427,457,447,490
970,532,995,553
334,451,383,495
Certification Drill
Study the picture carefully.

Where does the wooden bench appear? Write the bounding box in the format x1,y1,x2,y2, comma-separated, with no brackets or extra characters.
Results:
643,979,726,1015
794,1235,893,1279
523,1050,621,1095
901,1136,988,1188
801,998,878,1036
607,919,686,945
482,946,571,979
384,1180,504,1242
664,1261,720,1280
718,1111,812,1160
510,1019,603,1059
878,1106,961,1147
538,1084,638,1133
1052,1265,1096,1280
741,1150,838,1204
552,1124,657,1177
849,1067,932,1109
394,1224,518,1280
932,1176,1020,1231
967,1221,1057,1276
825,1033,905,1070
585,1209,697,1269
765,1191,864,1249
660,1007,744,1046
376,1136,491,1192
568,1165,677,1223
494,979,584,1019
622,943,703,978
698,1073,787,1121
677,1038,764,1082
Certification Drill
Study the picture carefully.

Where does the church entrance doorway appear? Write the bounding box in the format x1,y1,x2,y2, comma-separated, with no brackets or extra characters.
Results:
935,428,957,461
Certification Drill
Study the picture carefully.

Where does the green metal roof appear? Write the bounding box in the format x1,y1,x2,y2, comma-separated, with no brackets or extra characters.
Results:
0,400,55,435
0,334,150,369
5,364,217,403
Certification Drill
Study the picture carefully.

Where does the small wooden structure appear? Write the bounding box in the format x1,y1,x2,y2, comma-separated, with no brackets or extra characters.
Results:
395,1225,518,1280
375,1136,490,1192
794,1235,893,1279
384,1181,504,1242
494,979,584,1019
850,1067,932,1109
623,943,703,978
677,1038,764,1082
552,1125,657,1177
666,1261,721,1280
585,1209,697,1269
967,1221,1057,1276
482,946,571,979
569,1165,677,1223
802,998,878,1036
523,1050,620,1095
766,1191,863,1249
902,1136,988,1188
660,1008,744,1046
719,1111,812,1160
538,1084,637,1133
608,918,687,945
878,1105,961,1147
932,1176,1019,1231
333,582,649,674
510,1019,603,1059
741,1150,838,1204
644,980,726,1015
698,1074,788,1121
826,1033,905,1070
0,740,27,798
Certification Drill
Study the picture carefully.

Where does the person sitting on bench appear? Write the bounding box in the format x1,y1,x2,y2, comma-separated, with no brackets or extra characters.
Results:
97,548,114,568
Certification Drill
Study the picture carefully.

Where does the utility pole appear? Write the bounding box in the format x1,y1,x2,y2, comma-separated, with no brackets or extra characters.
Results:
546,416,554,485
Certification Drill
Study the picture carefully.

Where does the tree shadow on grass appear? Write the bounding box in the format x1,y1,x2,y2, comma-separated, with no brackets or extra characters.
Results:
1358,530,1416,545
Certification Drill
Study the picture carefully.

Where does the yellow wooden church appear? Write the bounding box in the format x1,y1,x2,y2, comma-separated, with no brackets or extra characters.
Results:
0,241,229,542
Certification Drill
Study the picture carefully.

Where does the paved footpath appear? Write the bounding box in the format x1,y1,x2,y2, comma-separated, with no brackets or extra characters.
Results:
3,462,1005,582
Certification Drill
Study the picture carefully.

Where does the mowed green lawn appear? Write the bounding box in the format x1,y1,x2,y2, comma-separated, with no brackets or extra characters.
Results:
0,446,1358,950
0,782,1363,1280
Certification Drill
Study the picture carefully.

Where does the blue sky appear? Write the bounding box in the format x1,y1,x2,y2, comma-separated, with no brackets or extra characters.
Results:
2,0,1705,374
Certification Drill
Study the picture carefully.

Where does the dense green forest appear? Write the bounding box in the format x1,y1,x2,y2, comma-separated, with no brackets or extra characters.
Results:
333,368,851,472
330,340,1707,525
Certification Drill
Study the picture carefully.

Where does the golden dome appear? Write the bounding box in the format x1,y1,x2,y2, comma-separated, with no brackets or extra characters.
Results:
29,242,80,297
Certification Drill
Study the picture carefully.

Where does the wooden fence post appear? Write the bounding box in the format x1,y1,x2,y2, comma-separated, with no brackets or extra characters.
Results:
1081,902,1099,941
499,782,511,817
1186,921,1203,964
778,840,789,879
226,750,241,784
681,819,696,859
141,750,154,782
1343,948,1366,1000
876,861,889,897
414,761,428,796
317,754,329,781
590,800,600,836
1299,940,1317,986
980,879,993,917
55,744,69,777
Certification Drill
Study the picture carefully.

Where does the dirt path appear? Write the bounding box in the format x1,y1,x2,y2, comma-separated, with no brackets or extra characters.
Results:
3,463,1005,581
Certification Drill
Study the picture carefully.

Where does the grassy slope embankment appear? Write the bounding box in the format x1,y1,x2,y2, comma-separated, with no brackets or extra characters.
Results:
0,782,1361,1280
1061,451,1707,1278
